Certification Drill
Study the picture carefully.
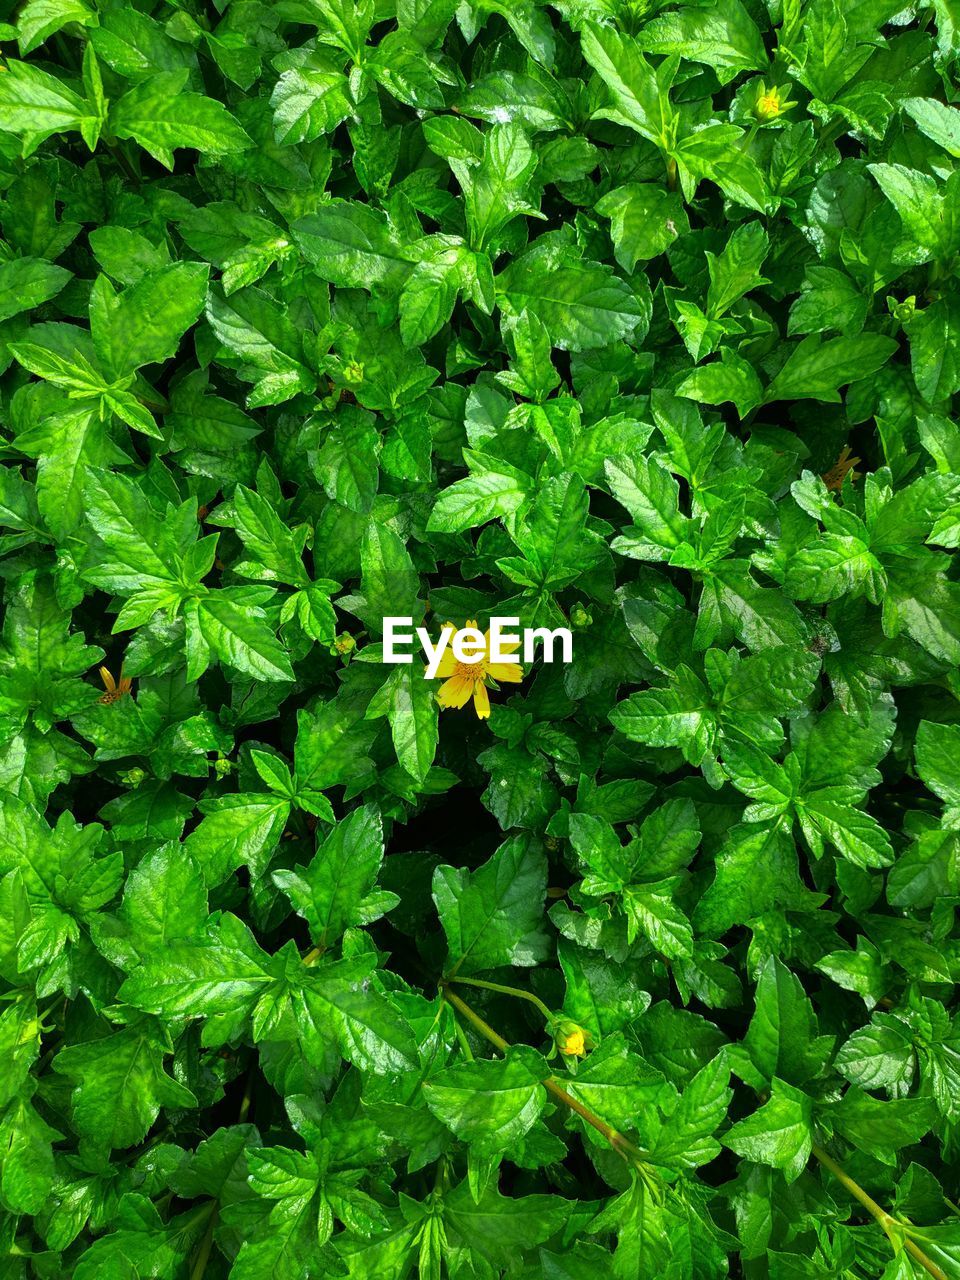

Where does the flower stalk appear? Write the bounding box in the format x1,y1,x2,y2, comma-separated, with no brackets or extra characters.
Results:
440,982,645,1165
444,974,553,1021
812,1144,949,1280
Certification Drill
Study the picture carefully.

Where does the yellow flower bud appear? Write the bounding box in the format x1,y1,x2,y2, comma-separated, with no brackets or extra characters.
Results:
552,1018,591,1059
562,1027,586,1056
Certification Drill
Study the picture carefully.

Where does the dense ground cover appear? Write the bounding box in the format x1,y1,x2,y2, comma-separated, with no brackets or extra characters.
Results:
2,0,960,1276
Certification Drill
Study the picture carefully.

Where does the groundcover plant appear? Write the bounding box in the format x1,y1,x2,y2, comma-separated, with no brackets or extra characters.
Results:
4,0,960,1277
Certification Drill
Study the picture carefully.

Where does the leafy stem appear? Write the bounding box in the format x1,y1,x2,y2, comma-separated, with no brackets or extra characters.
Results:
440,983,647,1166
444,975,554,1022
812,1144,949,1280
451,1014,475,1061
188,1203,219,1280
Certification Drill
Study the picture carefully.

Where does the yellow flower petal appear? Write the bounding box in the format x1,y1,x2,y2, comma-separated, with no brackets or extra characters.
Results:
434,649,458,677
438,674,474,709
486,662,523,683
473,680,490,719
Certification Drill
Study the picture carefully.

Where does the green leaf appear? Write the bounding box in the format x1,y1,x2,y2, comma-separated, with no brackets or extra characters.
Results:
677,351,764,418
594,184,689,271
17,0,95,55
185,793,290,886
723,1080,813,1182
108,70,251,168
53,1023,196,1150
638,0,766,83
89,263,209,377
903,96,960,157
785,534,885,604
373,664,439,783
915,720,960,811
186,591,295,683
560,1035,671,1130
581,24,675,148
312,410,381,514
764,334,899,403
835,1016,915,1090
300,961,419,1073
0,58,96,147
650,1054,731,1171
225,484,310,587
118,843,208,952
868,162,959,264
119,913,277,1022
423,1048,546,1156
273,805,393,947
433,835,549,976
0,256,70,321
427,460,530,533
496,237,648,351
906,295,960,403
744,957,833,1087
270,68,352,144
605,455,690,558
622,880,694,959
0,572,103,730
293,201,418,289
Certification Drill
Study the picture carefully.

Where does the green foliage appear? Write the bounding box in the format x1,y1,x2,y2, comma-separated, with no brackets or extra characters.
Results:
2,1,960,1278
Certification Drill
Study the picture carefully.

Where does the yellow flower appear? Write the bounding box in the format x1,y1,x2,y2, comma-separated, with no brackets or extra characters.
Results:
98,663,132,704
755,83,793,122
432,619,524,720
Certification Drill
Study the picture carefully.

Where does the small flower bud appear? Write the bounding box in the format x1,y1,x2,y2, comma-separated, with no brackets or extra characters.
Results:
552,1017,592,1060
888,295,916,323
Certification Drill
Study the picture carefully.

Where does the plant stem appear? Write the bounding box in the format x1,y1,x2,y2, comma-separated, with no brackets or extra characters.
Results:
302,945,323,966
445,975,553,1022
189,1205,218,1280
449,1006,474,1061
441,984,508,1051
440,983,645,1165
812,1145,949,1280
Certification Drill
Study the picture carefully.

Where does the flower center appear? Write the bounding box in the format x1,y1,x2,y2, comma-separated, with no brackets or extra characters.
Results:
757,91,781,119
454,659,485,681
